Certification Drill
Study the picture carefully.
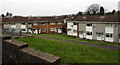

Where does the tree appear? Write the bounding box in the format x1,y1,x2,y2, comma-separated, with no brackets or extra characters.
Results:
77,12,82,16
63,15,68,19
85,4,100,15
106,12,112,15
6,12,9,17
112,10,116,14
117,10,120,15
1,14,5,18
9,13,13,17
86,11,90,15
100,6,105,15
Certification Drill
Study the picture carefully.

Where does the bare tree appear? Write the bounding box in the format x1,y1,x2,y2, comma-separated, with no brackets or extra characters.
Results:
85,4,100,15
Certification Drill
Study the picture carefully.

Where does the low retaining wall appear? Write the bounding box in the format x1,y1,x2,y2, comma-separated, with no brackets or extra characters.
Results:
2,35,60,65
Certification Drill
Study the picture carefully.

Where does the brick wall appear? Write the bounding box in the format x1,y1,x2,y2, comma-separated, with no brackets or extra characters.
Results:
32,22,64,34
2,35,60,65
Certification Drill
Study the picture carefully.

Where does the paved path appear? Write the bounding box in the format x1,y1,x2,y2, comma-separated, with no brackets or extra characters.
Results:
34,35,120,51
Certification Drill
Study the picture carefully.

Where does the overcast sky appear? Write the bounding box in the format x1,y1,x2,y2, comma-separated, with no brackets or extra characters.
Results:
0,0,119,16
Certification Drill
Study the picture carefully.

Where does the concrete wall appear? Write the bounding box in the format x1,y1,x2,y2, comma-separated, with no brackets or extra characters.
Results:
2,35,60,65
78,23,86,38
93,23,106,41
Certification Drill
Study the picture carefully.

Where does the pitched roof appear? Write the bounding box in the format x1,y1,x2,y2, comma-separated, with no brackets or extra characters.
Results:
2,16,65,23
66,15,120,22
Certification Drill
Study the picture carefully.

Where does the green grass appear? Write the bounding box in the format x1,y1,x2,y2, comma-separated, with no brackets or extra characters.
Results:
32,34,118,46
32,33,62,36
14,37,118,64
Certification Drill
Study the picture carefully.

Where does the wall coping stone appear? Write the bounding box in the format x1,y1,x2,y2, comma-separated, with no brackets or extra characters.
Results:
4,40,28,49
21,48,60,63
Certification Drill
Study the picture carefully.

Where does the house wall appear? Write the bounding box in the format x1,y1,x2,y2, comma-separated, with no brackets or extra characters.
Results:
86,23,93,40
3,22,30,33
93,23,106,41
78,22,86,38
67,21,78,36
32,21,64,34
119,24,120,43
67,22,73,36
105,24,114,42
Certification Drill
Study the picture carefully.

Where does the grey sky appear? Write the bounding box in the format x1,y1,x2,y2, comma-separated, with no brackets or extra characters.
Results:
0,0,119,16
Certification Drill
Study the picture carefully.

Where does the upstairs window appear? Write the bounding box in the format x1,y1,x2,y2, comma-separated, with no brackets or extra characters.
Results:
41,22,46,25
86,23,92,26
86,31,92,35
119,34,120,38
50,28,55,31
106,24,113,27
80,31,84,35
106,33,113,38
33,23,38,25
11,23,15,25
58,22,62,25
73,22,77,25
21,29,26,31
50,22,55,25
41,28,46,31
21,23,25,25
28,23,32,25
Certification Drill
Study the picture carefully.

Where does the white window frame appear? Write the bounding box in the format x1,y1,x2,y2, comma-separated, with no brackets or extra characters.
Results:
106,33,113,38
50,28,55,31
50,22,55,25
33,23,38,25
58,22,62,25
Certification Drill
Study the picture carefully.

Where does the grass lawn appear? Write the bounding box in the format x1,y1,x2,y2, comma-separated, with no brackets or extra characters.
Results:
14,37,118,64
32,34,118,46
32,33,62,36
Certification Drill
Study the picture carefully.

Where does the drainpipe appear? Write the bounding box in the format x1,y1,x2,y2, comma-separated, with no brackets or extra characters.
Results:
77,22,79,38
47,22,48,34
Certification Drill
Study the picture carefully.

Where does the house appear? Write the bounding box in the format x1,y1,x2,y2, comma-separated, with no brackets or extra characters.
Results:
2,16,33,33
0,17,2,36
2,16,65,34
66,15,120,43
32,16,64,34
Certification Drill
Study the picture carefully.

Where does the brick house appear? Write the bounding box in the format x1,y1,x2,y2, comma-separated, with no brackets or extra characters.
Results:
2,16,65,34
32,17,64,34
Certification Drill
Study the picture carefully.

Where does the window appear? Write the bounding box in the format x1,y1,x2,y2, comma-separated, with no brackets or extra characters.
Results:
73,29,77,32
58,22,62,25
86,23,92,26
86,31,92,35
106,33,113,38
41,22,46,25
96,32,103,37
21,29,26,31
119,34,120,38
50,28,55,31
80,31,84,35
21,23,25,25
33,23,38,25
50,22,55,25
41,28,46,31
71,25,73,27
28,23,32,25
73,22,77,25
11,23,15,25
106,24,113,27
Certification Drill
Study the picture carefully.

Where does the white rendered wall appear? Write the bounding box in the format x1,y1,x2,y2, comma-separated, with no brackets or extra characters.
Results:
58,28,62,33
86,35,92,40
105,27,113,42
86,26,92,32
105,27,113,33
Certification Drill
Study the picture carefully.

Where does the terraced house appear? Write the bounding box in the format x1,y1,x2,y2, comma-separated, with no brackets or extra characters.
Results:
2,16,64,34
66,15,120,43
